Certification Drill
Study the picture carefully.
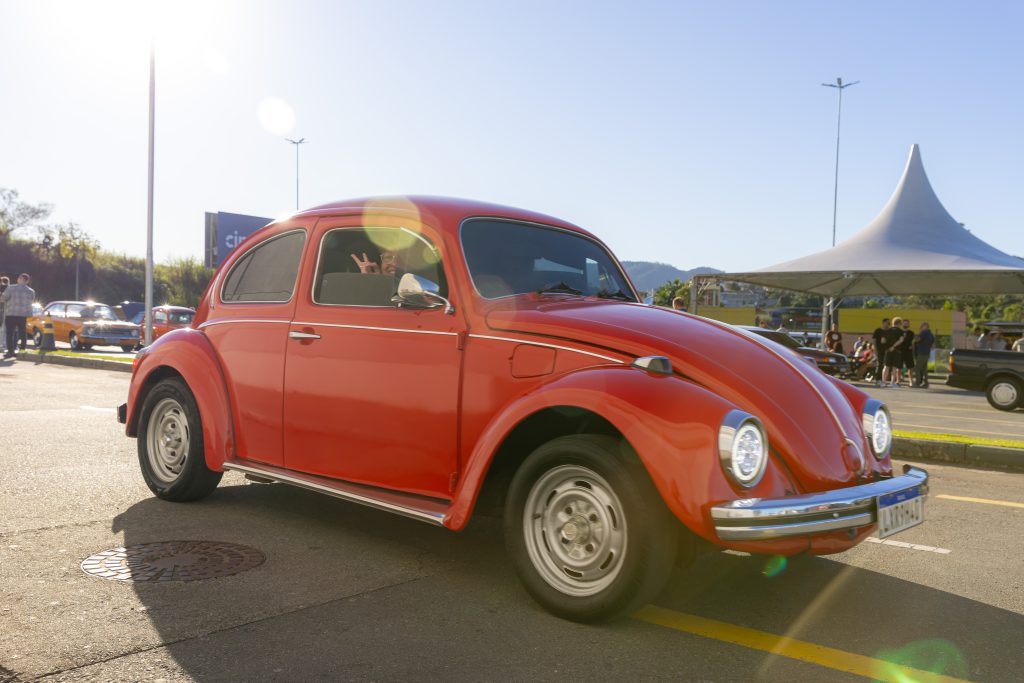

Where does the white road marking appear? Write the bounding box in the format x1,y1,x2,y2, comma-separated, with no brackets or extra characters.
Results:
864,536,951,554
80,405,116,413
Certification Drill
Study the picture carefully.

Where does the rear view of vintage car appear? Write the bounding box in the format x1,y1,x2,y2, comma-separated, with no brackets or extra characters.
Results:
118,196,928,622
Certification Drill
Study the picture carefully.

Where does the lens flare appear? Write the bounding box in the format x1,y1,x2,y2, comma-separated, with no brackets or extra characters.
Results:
258,98,296,136
873,639,969,681
762,554,787,577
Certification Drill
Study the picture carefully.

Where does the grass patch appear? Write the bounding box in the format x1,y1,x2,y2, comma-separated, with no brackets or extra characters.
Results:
895,429,1024,450
30,349,133,363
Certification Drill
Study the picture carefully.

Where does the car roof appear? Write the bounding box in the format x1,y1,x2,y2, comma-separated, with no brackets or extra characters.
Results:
283,195,598,241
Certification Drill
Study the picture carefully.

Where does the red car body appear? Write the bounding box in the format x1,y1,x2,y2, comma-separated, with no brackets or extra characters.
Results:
132,305,196,341
119,196,927,621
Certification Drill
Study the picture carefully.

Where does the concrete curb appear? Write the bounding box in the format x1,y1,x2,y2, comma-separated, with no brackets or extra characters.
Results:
12,349,133,373
893,437,1024,472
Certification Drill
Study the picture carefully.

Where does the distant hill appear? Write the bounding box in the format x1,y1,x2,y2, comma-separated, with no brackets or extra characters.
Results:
621,261,723,292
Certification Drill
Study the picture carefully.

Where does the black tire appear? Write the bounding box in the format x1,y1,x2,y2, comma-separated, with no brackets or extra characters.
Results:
68,332,81,351
986,376,1023,411
32,328,42,348
504,435,678,623
137,377,222,501
121,346,135,353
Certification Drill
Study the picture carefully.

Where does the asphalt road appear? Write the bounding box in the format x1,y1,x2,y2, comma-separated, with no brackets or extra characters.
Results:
856,379,1023,441
2,362,1022,682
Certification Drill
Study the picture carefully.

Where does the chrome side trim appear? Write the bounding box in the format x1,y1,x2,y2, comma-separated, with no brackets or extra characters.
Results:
198,319,290,329
468,334,625,363
710,466,928,541
291,321,457,336
223,462,447,526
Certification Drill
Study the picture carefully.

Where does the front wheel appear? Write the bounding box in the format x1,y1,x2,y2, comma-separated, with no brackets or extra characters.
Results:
504,435,677,623
137,377,222,501
32,328,42,348
986,376,1023,411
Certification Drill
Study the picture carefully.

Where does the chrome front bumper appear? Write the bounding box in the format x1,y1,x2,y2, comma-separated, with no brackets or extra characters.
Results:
711,465,928,541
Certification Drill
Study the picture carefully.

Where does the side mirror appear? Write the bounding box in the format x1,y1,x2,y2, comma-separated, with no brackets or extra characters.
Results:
395,273,454,315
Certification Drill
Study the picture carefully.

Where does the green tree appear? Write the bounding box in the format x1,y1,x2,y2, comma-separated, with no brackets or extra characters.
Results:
0,187,52,239
155,257,214,307
653,278,689,307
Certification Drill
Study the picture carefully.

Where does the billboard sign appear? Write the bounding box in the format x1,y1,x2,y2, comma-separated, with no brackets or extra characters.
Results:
211,212,272,267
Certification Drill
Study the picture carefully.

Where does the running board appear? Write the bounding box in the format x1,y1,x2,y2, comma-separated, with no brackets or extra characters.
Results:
223,461,448,527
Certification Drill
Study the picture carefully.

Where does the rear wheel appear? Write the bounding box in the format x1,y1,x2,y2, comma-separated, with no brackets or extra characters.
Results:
986,376,1022,411
137,377,222,501
504,435,677,623
121,345,135,353
68,332,81,351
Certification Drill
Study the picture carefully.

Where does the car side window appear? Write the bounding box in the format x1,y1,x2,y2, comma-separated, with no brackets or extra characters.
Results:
66,304,86,318
221,230,306,303
45,304,65,318
313,227,447,307
155,311,167,323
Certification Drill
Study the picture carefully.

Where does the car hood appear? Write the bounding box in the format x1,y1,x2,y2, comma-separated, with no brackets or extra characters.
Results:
81,320,138,329
485,298,875,491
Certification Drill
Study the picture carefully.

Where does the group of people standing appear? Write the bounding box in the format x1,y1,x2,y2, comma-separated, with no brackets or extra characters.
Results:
864,317,935,388
0,273,36,359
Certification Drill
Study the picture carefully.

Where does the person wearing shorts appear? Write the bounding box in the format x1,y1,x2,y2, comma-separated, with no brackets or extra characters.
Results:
883,317,906,387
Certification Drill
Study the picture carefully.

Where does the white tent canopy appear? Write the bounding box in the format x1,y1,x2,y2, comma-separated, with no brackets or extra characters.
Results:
714,144,1024,296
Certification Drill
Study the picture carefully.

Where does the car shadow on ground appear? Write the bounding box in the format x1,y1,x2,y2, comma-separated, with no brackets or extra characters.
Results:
102,481,1021,682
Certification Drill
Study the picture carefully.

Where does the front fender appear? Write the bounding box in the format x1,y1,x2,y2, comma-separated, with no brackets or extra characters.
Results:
125,328,234,472
446,364,797,541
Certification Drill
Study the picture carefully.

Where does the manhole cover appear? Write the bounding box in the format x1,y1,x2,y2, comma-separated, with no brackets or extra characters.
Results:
81,541,265,582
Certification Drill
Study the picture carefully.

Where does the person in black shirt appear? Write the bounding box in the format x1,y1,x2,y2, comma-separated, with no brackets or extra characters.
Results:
883,317,906,387
872,318,892,386
900,319,916,385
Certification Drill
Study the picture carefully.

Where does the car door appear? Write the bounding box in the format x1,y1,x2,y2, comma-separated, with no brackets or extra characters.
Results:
201,226,308,467
282,220,462,500
44,303,66,341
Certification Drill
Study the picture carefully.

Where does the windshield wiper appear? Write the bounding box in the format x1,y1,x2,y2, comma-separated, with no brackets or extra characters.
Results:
537,281,584,296
596,288,633,301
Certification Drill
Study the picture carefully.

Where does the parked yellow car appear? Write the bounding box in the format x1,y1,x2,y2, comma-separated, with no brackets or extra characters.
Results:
28,301,140,352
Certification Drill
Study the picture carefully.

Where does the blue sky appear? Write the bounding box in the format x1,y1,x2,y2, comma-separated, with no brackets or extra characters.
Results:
1,1,1021,272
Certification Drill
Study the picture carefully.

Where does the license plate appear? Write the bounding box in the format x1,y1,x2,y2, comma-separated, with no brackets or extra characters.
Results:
876,486,925,538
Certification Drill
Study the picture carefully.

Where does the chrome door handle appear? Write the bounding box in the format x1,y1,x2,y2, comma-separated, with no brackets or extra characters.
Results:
289,330,321,340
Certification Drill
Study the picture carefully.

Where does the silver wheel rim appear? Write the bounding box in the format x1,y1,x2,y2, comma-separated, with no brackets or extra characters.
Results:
522,464,627,597
146,397,190,484
69,334,78,350
991,381,1018,407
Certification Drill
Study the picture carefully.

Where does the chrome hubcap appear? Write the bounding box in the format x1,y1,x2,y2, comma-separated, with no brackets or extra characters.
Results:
146,398,189,484
523,464,627,597
992,381,1018,406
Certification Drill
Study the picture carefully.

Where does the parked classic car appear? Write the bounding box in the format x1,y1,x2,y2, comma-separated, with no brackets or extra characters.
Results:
947,348,1024,411
118,196,928,622
740,325,850,377
130,305,196,341
29,301,140,352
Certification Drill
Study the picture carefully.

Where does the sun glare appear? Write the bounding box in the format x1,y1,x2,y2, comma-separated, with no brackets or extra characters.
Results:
258,98,297,136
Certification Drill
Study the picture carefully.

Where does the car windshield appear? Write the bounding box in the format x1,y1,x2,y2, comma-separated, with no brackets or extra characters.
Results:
71,305,118,320
168,311,194,324
461,219,636,301
753,329,801,350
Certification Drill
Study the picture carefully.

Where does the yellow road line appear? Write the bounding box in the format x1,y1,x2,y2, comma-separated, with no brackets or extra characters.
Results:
895,422,1022,438
936,494,1024,509
896,410,1024,426
633,605,970,682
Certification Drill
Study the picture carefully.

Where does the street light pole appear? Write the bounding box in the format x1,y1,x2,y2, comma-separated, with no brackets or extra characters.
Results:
822,77,859,248
820,77,858,348
286,137,306,210
144,41,156,347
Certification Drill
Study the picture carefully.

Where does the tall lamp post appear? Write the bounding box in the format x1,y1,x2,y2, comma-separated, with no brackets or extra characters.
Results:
820,77,858,347
286,137,306,210
144,41,156,347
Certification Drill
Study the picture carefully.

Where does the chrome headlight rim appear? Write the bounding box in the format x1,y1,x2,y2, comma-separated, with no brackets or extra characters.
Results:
862,399,892,459
718,410,769,488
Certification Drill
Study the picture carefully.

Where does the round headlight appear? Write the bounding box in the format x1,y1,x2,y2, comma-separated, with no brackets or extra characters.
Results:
719,411,768,487
862,399,892,458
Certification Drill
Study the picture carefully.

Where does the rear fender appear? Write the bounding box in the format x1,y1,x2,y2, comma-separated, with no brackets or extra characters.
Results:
125,328,233,471
447,364,796,540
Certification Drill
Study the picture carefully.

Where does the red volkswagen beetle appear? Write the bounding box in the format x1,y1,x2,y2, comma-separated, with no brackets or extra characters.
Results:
119,197,927,622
